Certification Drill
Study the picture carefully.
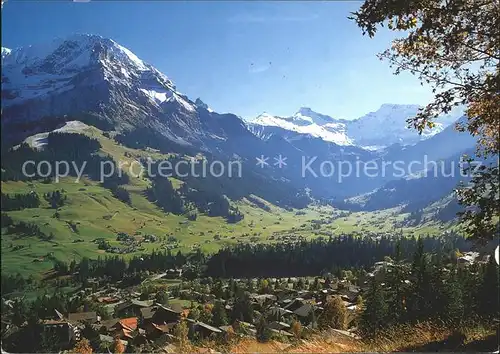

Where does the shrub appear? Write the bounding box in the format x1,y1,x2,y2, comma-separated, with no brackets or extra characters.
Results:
318,296,348,330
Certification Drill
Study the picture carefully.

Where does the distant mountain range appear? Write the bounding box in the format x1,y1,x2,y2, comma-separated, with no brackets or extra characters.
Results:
0,34,478,215
250,104,464,148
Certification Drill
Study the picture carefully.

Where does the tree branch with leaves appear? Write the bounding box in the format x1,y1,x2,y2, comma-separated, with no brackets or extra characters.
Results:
350,0,499,242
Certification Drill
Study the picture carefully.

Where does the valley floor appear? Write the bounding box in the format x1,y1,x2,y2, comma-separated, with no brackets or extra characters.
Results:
1,176,453,277
1,125,459,278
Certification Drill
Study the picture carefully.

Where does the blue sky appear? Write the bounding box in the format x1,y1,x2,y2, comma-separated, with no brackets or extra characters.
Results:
1,1,434,120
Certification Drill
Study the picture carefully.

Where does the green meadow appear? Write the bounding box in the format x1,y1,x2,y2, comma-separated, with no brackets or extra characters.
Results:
1,127,454,278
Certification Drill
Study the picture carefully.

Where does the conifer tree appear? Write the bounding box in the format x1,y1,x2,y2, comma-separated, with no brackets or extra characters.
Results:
360,279,388,336
246,278,255,293
351,0,499,242
478,255,500,320
408,239,433,321
256,315,271,342
442,266,465,324
211,300,228,327
231,291,253,323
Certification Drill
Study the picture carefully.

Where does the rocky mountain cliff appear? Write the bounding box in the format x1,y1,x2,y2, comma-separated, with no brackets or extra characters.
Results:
1,34,477,210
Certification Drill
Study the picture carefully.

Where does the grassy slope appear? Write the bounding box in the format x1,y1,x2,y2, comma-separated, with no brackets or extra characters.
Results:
1,126,454,277
188,323,497,353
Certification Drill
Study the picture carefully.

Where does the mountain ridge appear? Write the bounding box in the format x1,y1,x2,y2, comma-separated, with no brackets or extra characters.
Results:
1,33,476,206
250,104,464,149
2,34,464,151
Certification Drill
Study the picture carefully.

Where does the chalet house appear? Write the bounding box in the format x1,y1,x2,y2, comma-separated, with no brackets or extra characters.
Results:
250,294,278,308
267,306,293,322
268,321,291,332
139,321,176,346
186,319,222,340
110,317,138,340
137,304,183,340
293,303,323,325
336,285,360,303
283,298,306,312
114,299,153,318
297,290,314,300
68,311,99,325
457,252,481,268
233,320,257,335
139,307,155,322
151,304,183,324
268,327,293,338
293,303,314,319
41,319,77,349
275,289,297,302
40,309,100,348
94,318,120,334
167,268,182,278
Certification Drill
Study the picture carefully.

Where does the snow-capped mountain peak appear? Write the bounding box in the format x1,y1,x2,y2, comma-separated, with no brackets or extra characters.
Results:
252,111,353,146
251,103,462,148
0,33,222,147
254,112,282,124
348,103,445,146
2,34,464,151
1,47,11,59
0,34,200,113
2,34,148,71
195,98,214,112
292,107,338,126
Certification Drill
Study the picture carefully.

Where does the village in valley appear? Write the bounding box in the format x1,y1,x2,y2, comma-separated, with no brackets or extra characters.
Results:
13,273,363,352
1,0,499,352
2,246,491,353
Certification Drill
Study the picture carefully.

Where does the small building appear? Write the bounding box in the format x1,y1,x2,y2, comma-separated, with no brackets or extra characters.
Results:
337,286,360,303
144,321,177,340
293,303,315,319
68,311,99,325
152,304,183,324
457,252,481,267
165,268,182,278
268,321,291,331
283,298,306,312
114,299,153,318
187,319,222,340
140,307,155,321
41,320,77,349
293,303,323,325
268,327,293,337
94,318,121,334
110,317,138,340
97,296,120,304
267,306,293,321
